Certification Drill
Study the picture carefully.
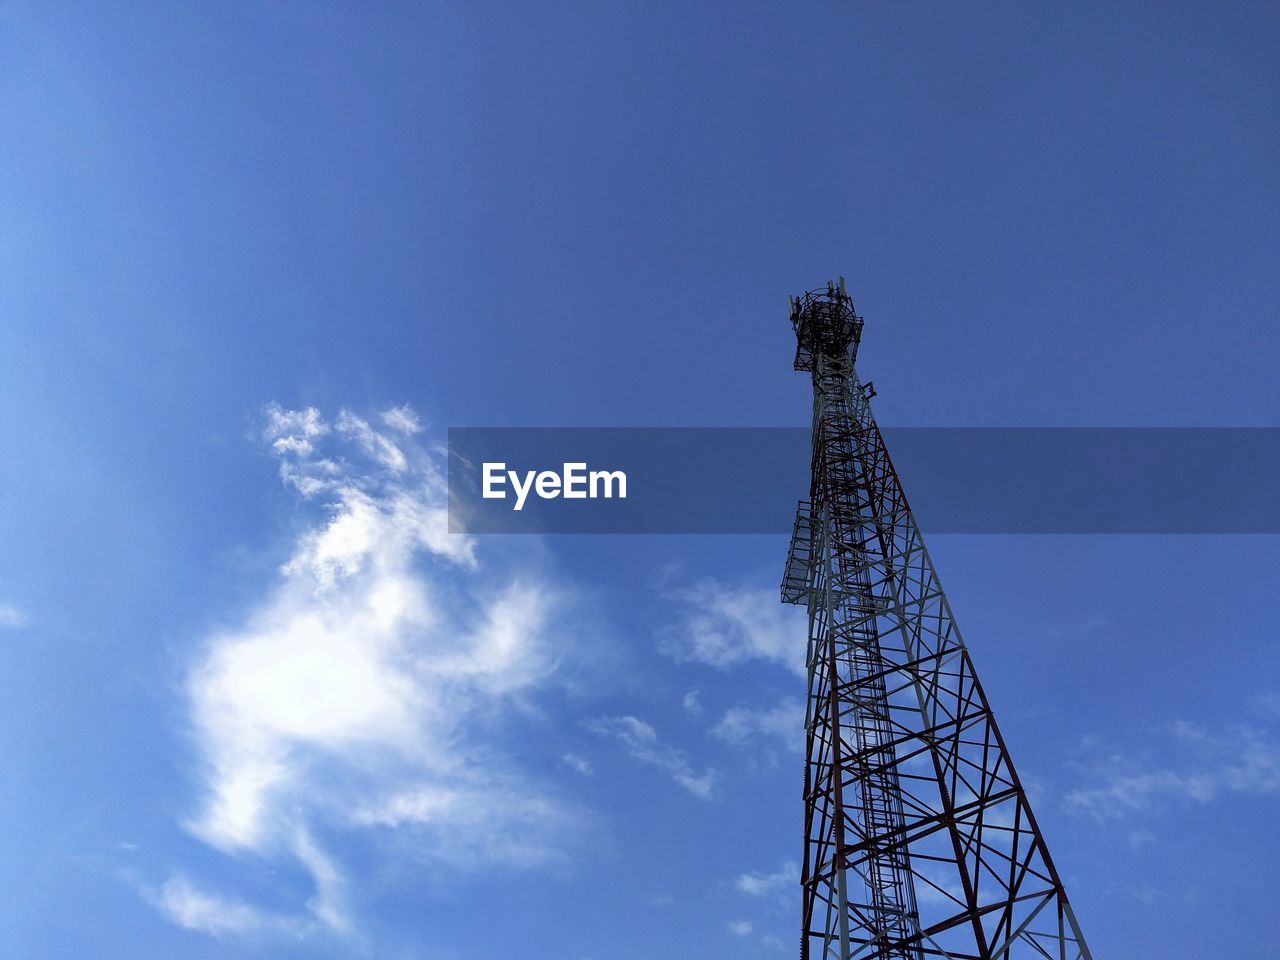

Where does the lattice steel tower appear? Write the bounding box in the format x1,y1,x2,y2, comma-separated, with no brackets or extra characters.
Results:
781,280,1092,960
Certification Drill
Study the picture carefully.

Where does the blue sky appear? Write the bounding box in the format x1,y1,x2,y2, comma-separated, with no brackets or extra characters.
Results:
1,3,1278,958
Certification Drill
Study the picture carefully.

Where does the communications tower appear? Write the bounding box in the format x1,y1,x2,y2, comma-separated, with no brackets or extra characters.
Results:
781,280,1092,960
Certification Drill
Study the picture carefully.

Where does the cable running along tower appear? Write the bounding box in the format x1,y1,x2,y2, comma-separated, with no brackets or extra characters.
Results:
781,281,1092,960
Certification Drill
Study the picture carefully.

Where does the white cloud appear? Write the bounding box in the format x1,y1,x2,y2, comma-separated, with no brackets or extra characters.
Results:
262,403,329,460
728,919,754,937
682,688,703,717
154,875,303,938
0,602,28,628
349,777,573,869
336,409,409,473
736,861,796,898
163,404,577,940
658,580,807,675
292,827,350,934
561,752,594,776
587,715,717,800
380,405,422,435
712,699,805,754
1064,704,1280,820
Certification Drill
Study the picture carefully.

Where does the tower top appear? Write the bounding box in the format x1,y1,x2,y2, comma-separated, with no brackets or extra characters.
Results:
788,277,863,372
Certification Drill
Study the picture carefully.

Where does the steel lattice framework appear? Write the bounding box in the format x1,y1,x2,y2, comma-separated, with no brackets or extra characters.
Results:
781,281,1092,960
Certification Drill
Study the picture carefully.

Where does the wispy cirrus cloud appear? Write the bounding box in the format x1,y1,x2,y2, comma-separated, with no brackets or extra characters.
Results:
587,715,717,800
153,874,304,939
712,698,805,755
561,752,594,776
657,580,806,675
681,688,703,717
736,860,796,899
379,404,422,436
730,859,801,951
1064,698,1280,821
0,601,29,628
157,404,582,940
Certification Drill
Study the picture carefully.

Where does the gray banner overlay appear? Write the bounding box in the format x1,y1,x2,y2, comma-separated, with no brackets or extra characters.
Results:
447,428,1280,534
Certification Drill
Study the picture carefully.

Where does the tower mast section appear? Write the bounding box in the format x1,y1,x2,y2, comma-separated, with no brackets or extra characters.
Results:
782,280,1092,960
